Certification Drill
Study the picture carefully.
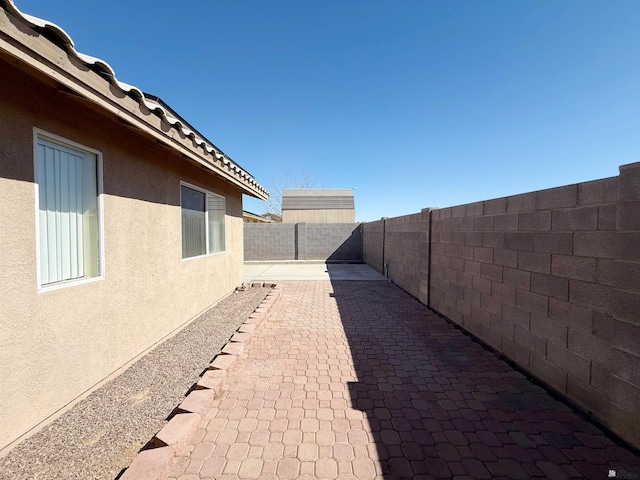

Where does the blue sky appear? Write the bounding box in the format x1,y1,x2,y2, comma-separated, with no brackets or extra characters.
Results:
15,0,640,221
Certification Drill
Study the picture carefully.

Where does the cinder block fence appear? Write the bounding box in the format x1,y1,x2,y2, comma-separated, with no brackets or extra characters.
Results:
243,163,639,450
244,223,362,262
362,162,640,451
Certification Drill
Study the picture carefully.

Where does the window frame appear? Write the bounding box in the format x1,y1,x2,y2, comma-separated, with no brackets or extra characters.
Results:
33,128,105,292
180,181,226,260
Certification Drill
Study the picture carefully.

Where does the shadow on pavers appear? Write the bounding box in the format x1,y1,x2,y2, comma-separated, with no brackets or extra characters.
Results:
330,280,640,480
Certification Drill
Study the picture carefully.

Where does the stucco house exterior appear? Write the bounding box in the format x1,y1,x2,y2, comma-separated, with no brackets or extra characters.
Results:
0,1,267,451
281,188,355,223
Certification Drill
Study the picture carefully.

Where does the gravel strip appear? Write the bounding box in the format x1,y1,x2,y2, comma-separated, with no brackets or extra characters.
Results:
0,287,270,480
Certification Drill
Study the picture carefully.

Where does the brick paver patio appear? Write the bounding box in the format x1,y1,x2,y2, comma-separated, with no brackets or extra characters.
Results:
167,280,640,480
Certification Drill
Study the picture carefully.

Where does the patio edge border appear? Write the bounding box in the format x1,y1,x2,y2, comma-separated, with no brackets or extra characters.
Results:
119,283,283,480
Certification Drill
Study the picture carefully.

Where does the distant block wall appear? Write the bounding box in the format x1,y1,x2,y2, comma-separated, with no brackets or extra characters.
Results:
306,224,362,261
361,162,640,450
244,223,361,262
244,224,295,261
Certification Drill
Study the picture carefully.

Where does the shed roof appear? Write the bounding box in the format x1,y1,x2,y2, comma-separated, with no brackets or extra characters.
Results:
243,210,273,222
0,0,268,199
282,189,355,210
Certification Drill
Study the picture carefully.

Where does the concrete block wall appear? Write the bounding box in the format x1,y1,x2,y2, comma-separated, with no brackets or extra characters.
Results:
244,223,295,261
306,224,362,261
362,211,431,303
386,210,432,303
362,220,384,272
362,162,640,450
244,223,361,262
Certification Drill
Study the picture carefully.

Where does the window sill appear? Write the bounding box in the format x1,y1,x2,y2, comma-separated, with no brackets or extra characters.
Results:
38,274,104,293
181,250,226,262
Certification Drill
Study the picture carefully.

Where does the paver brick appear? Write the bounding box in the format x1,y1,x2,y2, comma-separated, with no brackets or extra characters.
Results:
157,280,640,480
197,379,227,402
221,342,244,356
121,446,175,480
210,354,238,371
229,332,251,343
179,390,219,415
154,413,202,450
238,323,257,334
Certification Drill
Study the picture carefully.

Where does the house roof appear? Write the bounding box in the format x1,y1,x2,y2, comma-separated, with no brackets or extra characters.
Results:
282,189,355,210
242,210,273,223
0,0,268,200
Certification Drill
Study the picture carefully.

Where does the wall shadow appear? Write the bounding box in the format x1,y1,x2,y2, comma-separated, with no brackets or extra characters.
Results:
325,226,362,262
330,280,479,479
328,280,637,480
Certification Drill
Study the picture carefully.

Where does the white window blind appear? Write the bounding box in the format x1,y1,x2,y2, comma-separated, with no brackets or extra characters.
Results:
181,185,206,258
181,183,225,259
207,193,225,254
36,137,100,287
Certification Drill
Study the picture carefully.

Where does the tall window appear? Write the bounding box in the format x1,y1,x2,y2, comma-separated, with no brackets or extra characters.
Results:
181,183,226,259
35,133,102,289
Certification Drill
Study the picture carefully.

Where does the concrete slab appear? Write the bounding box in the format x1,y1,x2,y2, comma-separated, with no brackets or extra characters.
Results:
243,262,386,282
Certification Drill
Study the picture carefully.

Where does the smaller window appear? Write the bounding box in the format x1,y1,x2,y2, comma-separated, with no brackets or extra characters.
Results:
181,183,226,259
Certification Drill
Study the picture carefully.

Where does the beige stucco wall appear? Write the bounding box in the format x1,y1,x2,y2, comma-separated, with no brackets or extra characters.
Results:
0,60,245,450
282,208,355,223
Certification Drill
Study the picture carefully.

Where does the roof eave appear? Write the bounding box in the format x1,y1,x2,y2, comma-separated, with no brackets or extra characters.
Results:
0,1,269,200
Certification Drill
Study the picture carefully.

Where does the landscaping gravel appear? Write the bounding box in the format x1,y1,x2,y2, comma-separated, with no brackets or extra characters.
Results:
0,287,270,480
